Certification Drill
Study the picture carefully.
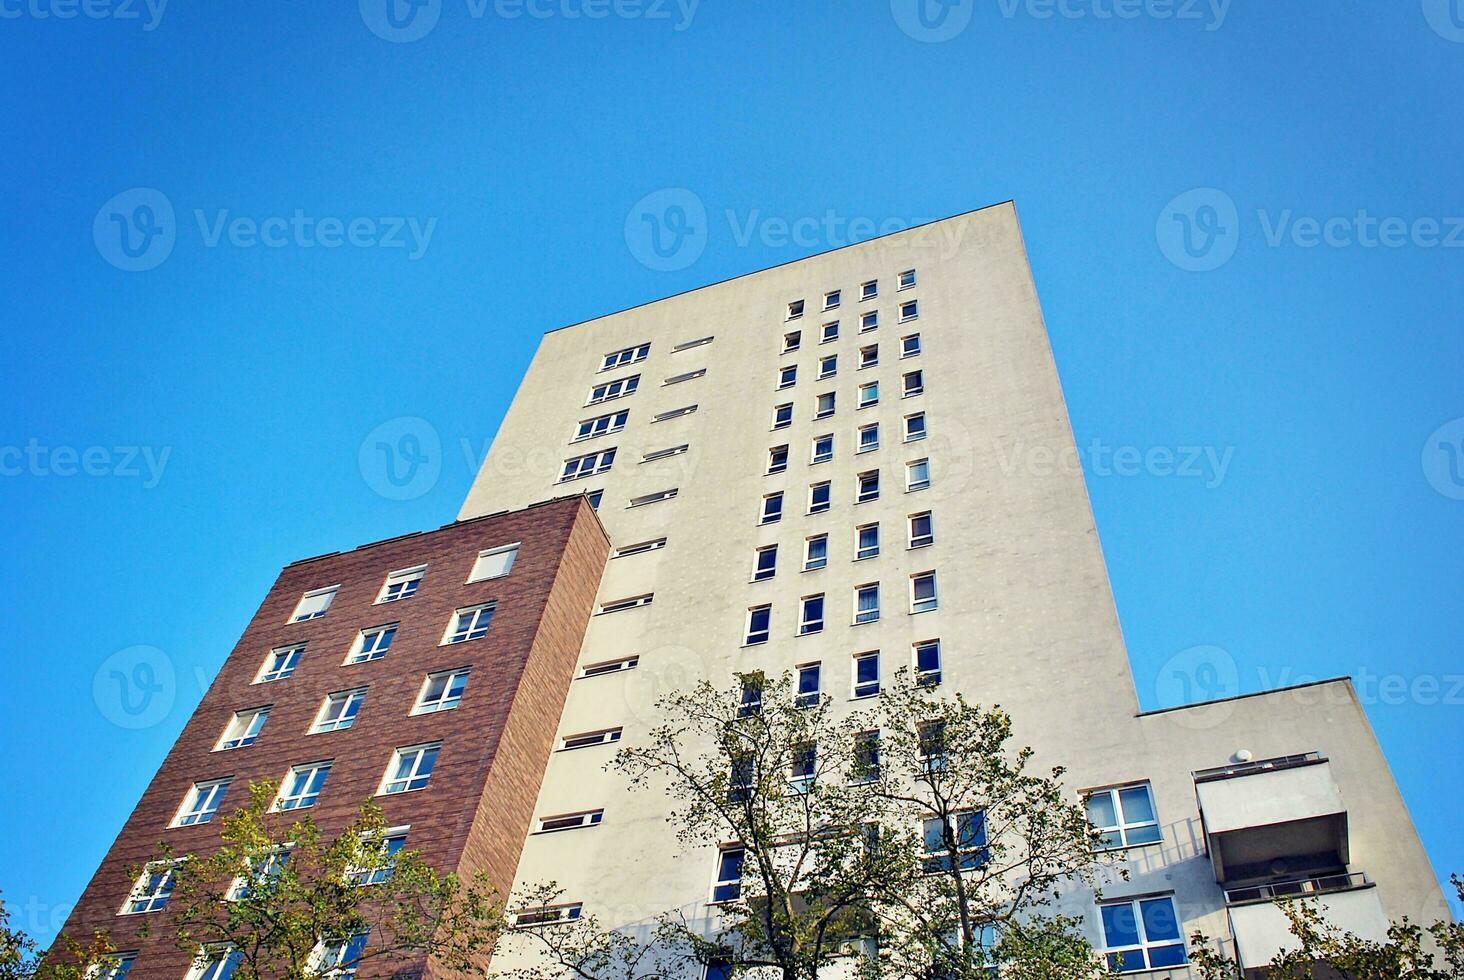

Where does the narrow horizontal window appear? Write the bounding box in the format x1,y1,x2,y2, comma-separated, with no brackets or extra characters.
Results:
597,594,654,614
672,335,714,352
587,375,640,405
653,405,698,422
663,368,707,386
601,343,650,372
641,445,689,463
580,656,640,678
612,538,666,558
514,903,583,928
537,810,605,833
561,728,623,750
628,488,678,507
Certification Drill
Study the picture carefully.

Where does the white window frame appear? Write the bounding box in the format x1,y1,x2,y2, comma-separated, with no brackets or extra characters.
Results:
586,374,640,406
414,668,470,715
121,863,177,914
745,605,772,646
761,492,784,524
823,289,841,310
579,656,639,678
289,586,337,623
600,343,650,372
855,523,880,561
858,423,880,453
804,534,828,571
853,650,880,698
560,728,623,751
275,761,332,811
380,742,441,795
597,594,654,614
538,810,605,833
903,370,925,397
1085,783,1162,850
768,445,789,474
815,391,836,419
443,603,495,644
799,594,825,635
860,309,879,332
778,365,798,390
310,933,370,978
256,644,304,683
906,458,931,492
795,662,822,708
811,435,834,464
898,269,917,290
376,565,425,604
857,469,880,503
311,687,368,734
861,279,878,300
573,408,629,443
808,480,831,513
899,300,920,322
853,584,880,626
345,828,408,886
914,639,942,687
711,845,745,903
901,333,921,357
910,571,939,613
772,402,794,429
858,381,880,408
859,343,879,369
628,488,678,508
346,623,397,664
909,511,934,548
612,538,666,558
787,299,805,320
184,946,242,980
468,544,519,582
752,545,778,582
820,320,839,343
1098,895,1188,973
904,412,927,442
561,448,616,483
172,779,231,828
216,707,269,751
783,330,801,352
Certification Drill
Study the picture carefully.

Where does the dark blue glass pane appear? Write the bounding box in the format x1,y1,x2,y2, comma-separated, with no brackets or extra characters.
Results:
1140,898,1180,942
1101,905,1140,948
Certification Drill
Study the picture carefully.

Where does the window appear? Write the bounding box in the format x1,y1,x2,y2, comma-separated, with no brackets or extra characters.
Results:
854,586,880,626
858,382,879,408
598,594,654,614
787,299,805,320
857,470,880,503
580,656,639,678
311,688,367,734
185,947,242,980
738,674,764,716
824,289,841,310
767,445,789,474
808,481,831,513
673,335,714,352
347,624,396,664
752,545,778,582
346,829,408,885
852,731,881,783
228,848,290,900
1086,784,1162,850
761,492,784,524
783,330,801,353
772,402,794,429
898,269,917,290
818,354,837,378
538,810,605,833
860,310,879,332
381,743,440,795
858,423,880,453
574,409,629,442
804,535,828,571
514,903,584,928
815,391,836,419
414,669,470,714
643,445,690,466
904,412,927,442
257,644,303,683
628,488,678,507
914,639,942,687
853,650,880,696
790,743,816,792
903,370,925,397
923,811,988,873
612,538,666,558
859,344,879,369
861,279,878,300
290,586,337,622
468,544,518,582
918,720,948,773
561,728,623,750
587,374,639,405
444,603,495,643
311,934,369,978
586,490,603,510
906,458,931,491
778,365,798,389
276,762,331,811
664,368,707,386
901,333,921,357
899,300,920,322
745,605,772,646
1099,897,1187,973
820,321,839,343
96,953,138,979
122,864,175,914
172,779,230,827
799,594,825,635
911,572,938,613
909,511,934,548
811,435,834,465
561,448,616,482
795,663,822,707
217,707,269,751
601,343,650,371
712,847,745,902
377,565,425,603
856,523,880,560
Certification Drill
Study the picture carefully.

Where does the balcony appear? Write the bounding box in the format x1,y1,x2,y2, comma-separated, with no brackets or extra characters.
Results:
1226,874,1388,975
1193,753,1348,884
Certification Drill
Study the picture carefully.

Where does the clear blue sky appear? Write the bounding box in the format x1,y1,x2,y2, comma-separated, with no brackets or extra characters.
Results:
2,0,1462,943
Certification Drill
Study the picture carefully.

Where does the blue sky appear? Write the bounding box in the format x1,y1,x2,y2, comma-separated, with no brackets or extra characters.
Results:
2,0,1462,943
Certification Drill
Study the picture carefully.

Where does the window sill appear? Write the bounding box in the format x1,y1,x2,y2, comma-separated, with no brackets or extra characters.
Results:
850,693,879,702
852,618,880,627
853,554,879,562
906,485,930,494
908,541,934,550
802,565,826,573
909,607,937,616
856,446,879,455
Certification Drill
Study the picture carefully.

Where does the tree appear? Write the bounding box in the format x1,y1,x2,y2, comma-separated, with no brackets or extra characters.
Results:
140,782,504,979
1189,876,1464,979
0,896,120,980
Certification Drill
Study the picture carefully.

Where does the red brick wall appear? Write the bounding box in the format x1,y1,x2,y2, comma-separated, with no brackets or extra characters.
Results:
58,497,608,979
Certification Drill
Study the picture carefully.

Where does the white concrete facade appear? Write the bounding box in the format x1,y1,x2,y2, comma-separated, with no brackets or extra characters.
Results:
460,204,1446,976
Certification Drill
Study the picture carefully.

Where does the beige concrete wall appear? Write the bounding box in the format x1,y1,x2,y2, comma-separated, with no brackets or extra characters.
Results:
459,204,1444,976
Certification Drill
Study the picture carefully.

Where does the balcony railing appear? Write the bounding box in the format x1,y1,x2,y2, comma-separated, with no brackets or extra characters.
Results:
1194,752,1324,783
1225,872,1371,906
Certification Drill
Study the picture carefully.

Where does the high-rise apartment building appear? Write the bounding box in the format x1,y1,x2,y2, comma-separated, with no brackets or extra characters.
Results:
61,203,1445,978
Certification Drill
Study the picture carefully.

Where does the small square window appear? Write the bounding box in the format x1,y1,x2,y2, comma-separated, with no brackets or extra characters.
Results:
824,289,841,311
901,333,921,358
799,594,825,635
903,370,925,397
185,947,243,980
1099,895,1187,973
444,603,495,644
854,585,880,625
783,331,802,354
898,269,917,290
172,779,231,827
791,743,817,792
778,365,798,390
312,688,367,733
1086,783,1163,850
853,651,880,698
787,300,805,320
761,492,784,524
904,412,927,442
773,402,794,429
857,470,880,503
808,480,831,513
767,445,789,475
276,761,331,811
899,300,919,322
858,423,880,453
804,534,828,571
856,523,880,561
468,544,518,582
346,623,397,664
712,847,745,903
858,382,880,408
909,511,934,548
911,571,938,613
859,344,879,369
815,391,836,419
377,566,425,603
811,435,834,464
906,458,931,492
290,586,337,623
380,743,440,795
860,310,878,332
415,669,470,714
745,605,772,646
257,644,304,683
818,354,837,379
820,321,840,344
752,545,778,582
217,707,269,751
795,662,822,707
852,732,881,783
914,639,942,687
122,864,176,914
861,280,878,301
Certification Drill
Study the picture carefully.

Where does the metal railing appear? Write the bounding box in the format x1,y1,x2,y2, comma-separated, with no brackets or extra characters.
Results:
1225,872,1371,905
1193,752,1325,783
